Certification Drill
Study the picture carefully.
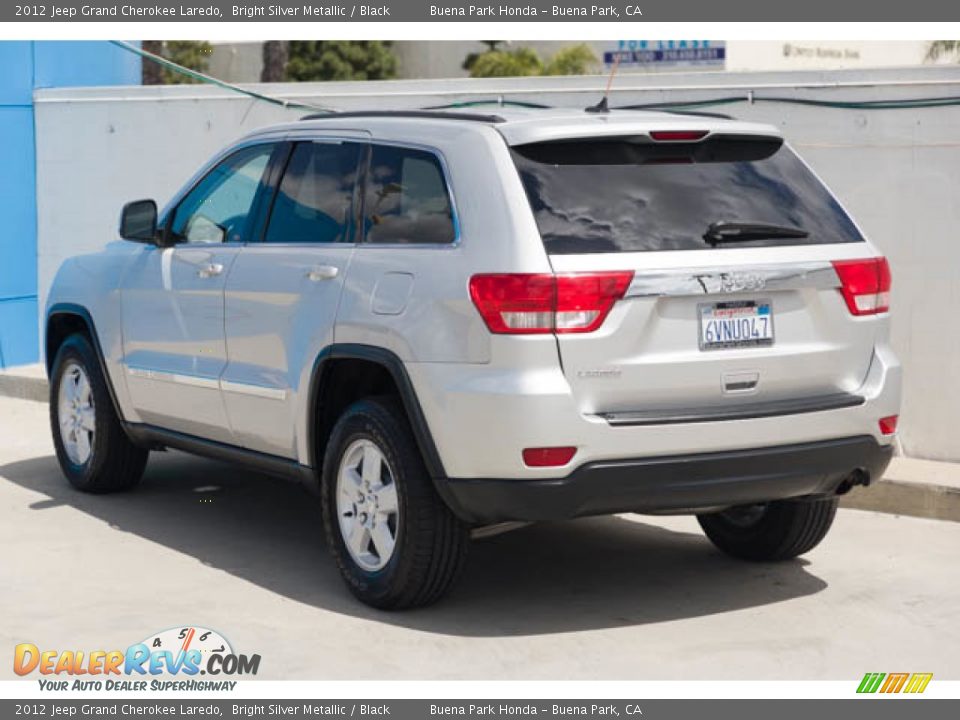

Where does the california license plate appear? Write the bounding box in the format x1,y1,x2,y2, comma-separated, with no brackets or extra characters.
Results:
698,300,774,350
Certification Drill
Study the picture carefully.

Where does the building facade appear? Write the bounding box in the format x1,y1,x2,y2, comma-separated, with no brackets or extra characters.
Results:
0,41,140,368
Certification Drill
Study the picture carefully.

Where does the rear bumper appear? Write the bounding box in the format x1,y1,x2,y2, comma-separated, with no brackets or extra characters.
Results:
406,343,901,481
442,435,892,524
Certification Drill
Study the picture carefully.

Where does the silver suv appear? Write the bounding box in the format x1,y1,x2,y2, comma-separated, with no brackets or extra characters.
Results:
45,108,901,608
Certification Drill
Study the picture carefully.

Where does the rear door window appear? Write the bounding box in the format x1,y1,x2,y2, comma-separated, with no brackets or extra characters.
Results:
511,135,864,254
362,145,456,245
264,141,363,244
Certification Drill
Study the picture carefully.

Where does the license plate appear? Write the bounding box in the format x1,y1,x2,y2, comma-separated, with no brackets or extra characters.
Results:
698,300,774,350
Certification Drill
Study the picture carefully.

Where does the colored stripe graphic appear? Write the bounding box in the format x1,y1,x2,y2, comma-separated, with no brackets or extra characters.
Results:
857,673,886,693
880,673,910,693
904,673,934,694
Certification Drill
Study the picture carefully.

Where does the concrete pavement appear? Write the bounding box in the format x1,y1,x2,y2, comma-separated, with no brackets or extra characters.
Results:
1,394,959,680
0,363,46,403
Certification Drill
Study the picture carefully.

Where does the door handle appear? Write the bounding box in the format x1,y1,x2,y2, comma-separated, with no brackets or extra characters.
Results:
197,263,224,279
306,265,339,281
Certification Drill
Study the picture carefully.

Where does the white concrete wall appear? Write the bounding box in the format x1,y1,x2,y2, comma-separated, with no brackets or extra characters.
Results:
33,66,960,461
725,41,934,72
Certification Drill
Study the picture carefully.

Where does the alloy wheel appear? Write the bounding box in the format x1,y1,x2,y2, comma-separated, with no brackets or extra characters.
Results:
335,439,400,571
57,362,96,465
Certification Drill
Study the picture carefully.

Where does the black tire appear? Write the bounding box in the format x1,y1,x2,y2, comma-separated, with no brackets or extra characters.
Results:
49,333,148,493
321,397,469,609
697,497,839,561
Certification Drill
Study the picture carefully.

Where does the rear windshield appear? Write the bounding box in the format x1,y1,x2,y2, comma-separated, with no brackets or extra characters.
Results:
511,135,864,254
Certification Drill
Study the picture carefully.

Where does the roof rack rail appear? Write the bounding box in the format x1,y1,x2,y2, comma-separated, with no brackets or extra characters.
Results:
300,110,507,123
423,99,551,110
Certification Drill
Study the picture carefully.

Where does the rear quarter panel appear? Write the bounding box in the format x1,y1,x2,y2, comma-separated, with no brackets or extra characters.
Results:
333,122,554,364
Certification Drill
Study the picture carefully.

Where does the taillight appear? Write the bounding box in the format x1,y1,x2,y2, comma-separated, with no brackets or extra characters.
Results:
468,273,555,334
831,257,891,316
555,272,635,332
469,272,634,334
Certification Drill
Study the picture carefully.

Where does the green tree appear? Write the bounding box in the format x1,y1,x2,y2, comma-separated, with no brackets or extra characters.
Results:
468,43,598,78
544,44,599,76
468,47,544,78
926,40,960,61
462,41,506,73
142,41,213,85
285,41,397,82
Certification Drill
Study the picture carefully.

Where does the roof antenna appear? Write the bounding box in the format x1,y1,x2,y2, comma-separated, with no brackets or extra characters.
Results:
586,53,621,114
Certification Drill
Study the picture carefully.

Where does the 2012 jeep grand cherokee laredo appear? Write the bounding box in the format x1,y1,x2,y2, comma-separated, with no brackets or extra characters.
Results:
45,108,900,608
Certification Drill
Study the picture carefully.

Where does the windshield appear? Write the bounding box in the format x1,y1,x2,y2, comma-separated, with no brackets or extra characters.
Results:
511,135,864,254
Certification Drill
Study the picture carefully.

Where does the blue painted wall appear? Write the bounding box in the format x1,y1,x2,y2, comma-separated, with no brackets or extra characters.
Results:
0,41,139,367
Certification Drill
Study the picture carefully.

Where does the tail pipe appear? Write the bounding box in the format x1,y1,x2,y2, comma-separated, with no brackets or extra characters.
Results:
835,468,871,496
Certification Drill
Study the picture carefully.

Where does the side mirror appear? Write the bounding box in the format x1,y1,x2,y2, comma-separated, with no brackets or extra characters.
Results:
119,199,159,243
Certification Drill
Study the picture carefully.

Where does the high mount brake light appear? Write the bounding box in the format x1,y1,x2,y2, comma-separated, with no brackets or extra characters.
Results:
468,272,635,335
831,258,892,316
649,130,709,142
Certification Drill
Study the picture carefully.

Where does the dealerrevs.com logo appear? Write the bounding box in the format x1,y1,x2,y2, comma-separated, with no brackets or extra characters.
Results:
14,626,260,692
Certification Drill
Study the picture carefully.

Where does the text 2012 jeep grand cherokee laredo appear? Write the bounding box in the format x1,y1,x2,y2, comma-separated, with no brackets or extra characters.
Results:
45,108,900,608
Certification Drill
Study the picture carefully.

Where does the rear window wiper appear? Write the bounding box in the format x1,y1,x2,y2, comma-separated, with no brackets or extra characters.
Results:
703,221,809,246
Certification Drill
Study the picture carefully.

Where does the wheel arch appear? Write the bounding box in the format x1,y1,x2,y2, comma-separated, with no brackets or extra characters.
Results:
306,344,457,506
45,303,126,424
